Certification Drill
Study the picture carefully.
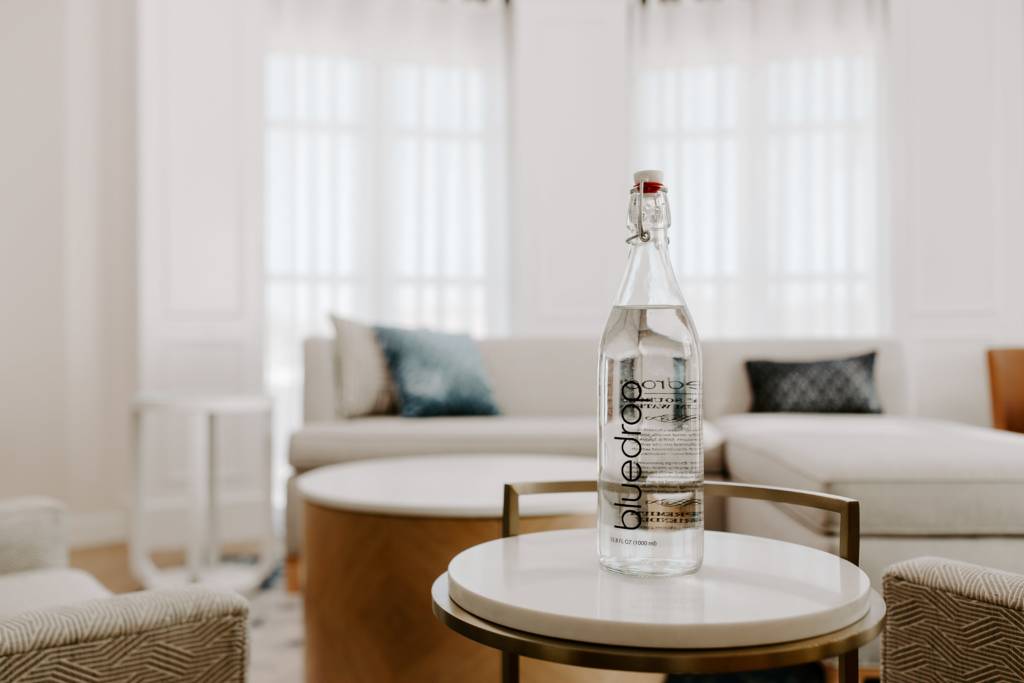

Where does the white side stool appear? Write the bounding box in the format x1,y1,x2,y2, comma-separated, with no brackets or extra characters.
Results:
131,394,276,593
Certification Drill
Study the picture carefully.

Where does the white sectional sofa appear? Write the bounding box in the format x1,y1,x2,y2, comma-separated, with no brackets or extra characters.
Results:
288,335,905,550
723,413,1024,587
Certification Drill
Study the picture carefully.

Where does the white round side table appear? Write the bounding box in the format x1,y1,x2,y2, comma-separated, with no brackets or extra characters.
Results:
433,479,884,683
130,394,276,592
447,528,872,650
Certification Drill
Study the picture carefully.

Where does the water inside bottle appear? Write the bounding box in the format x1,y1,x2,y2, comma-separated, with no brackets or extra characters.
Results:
598,304,703,576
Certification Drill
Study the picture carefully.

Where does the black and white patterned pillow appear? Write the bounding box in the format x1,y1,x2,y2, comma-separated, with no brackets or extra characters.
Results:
745,352,882,413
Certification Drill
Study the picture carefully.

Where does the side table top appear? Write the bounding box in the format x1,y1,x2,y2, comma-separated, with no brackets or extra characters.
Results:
296,454,597,518
447,528,872,649
433,573,885,674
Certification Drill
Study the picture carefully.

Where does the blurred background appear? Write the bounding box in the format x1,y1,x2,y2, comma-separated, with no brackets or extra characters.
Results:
1,0,1021,563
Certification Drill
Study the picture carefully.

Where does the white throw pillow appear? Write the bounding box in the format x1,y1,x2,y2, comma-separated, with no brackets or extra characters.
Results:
330,315,396,417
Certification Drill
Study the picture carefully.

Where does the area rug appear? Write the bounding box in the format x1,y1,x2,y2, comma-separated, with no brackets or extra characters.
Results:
248,572,304,683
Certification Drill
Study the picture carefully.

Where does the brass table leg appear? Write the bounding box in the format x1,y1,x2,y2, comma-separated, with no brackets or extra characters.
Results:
839,650,858,682
502,652,519,683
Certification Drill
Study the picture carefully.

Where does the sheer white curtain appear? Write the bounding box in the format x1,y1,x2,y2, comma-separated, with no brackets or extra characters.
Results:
632,0,887,338
264,0,508,485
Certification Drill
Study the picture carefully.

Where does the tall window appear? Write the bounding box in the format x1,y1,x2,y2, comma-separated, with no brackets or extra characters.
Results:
633,0,887,338
264,0,508,477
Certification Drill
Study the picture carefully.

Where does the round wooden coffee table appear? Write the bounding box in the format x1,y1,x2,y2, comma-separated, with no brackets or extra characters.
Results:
298,454,654,683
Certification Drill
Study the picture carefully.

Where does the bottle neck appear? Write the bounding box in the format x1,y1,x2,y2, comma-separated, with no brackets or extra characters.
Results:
613,229,686,307
614,187,686,307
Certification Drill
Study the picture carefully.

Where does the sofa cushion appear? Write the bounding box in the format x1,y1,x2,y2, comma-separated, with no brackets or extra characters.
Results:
331,316,395,418
290,416,726,474
0,568,111,619
375,327,499,417
745,352,881,413
718,414,1024,535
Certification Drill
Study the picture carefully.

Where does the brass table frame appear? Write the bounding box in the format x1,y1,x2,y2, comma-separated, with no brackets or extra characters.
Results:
431,480,884,683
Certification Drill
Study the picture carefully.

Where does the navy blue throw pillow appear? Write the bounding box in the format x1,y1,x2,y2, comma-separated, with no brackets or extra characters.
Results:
373,326,500,417
745,352,882,414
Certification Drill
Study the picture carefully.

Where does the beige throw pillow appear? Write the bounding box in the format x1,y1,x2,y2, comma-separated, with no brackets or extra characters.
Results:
330,315,396,417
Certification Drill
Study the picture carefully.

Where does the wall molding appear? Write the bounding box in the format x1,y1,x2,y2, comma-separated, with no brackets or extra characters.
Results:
137,0,264,394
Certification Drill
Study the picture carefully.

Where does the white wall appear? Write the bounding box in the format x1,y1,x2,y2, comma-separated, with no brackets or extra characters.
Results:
0,0,137,545
510,0,632,338
0,0,266,548
0,0,68,506
137,0,264,396
888,0,1024,424
136,0,268,548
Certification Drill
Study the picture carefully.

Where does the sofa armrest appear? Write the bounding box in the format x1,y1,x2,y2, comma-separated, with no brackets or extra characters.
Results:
0,497,68,574
882,556,1024,682
0,587,248,681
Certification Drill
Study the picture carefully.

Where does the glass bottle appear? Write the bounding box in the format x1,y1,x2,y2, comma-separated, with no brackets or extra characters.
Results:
598,169,703,576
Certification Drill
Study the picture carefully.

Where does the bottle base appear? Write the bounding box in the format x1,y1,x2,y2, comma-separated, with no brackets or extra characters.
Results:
599,556,702,577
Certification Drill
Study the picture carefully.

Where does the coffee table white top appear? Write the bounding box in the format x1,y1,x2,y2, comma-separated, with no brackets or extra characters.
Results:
296,454,596,518
447,528,872,649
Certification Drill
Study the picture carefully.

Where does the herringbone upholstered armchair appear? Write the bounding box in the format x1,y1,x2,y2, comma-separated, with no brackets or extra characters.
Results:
882,556,1024,682
0,497,250,682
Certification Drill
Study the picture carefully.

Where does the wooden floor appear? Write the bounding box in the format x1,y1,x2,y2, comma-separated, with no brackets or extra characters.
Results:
825,667,881,683
71,544,145,593
70,543,261,594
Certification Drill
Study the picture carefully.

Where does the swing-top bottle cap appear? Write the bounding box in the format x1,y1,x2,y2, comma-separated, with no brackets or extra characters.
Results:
633,169,664,193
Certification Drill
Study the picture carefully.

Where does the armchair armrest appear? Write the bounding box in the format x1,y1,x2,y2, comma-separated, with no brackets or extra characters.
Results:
0,497,68,574
0,587,248,681
882,556,1024,682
